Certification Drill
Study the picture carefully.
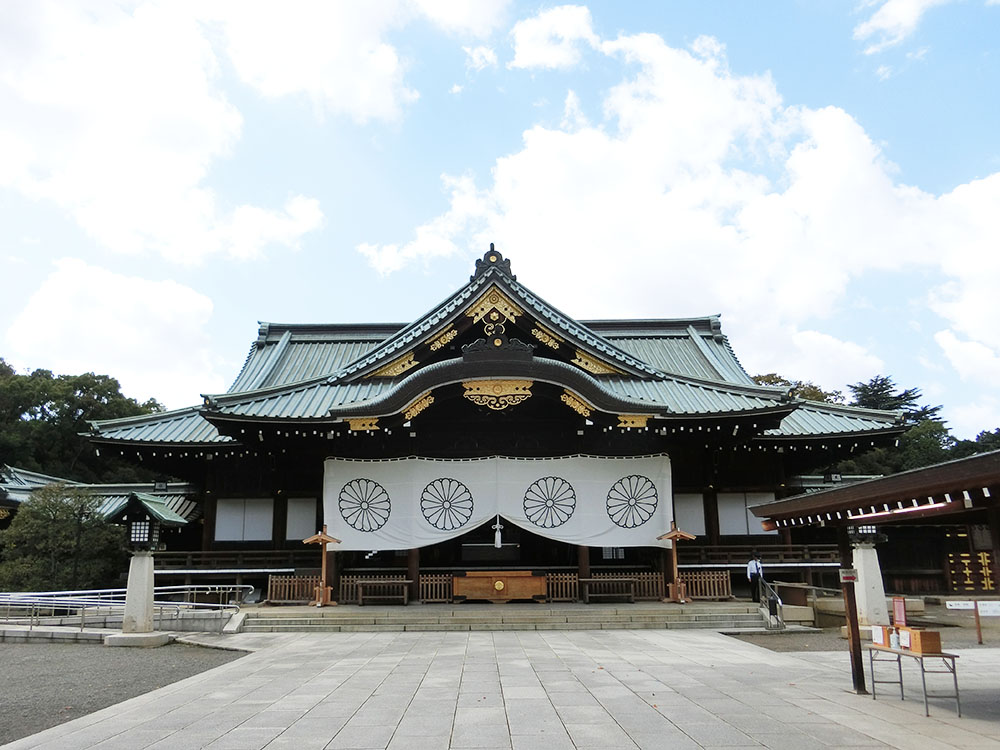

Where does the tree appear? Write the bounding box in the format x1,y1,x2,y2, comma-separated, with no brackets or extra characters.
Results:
752,373,844,403
0,484,127,591
0,359,163,482
848,375,942,423
952,428,1000,459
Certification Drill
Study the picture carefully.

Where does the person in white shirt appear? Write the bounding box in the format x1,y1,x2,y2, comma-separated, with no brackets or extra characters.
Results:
747,552,763,603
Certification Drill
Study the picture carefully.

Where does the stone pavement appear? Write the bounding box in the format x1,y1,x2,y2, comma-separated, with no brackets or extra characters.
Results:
4,630,998,750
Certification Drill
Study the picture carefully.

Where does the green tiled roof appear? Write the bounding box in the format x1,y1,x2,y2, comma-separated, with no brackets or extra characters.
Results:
87,250,904,445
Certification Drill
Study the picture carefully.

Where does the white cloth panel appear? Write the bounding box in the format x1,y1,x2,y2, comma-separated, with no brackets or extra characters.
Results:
323,455,672,551
286,497,317,540
242,498,273,540
214,498,245,541
717,492,749,535
745,492,778,535
673,493,706,536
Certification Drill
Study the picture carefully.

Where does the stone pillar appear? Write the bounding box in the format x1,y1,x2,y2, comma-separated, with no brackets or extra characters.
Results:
853,542,889,626
122,551,155,633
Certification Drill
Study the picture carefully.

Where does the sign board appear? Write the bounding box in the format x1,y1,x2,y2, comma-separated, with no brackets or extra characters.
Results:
946,600,1000,616
839,568,858,583
946,600,976,610
892,597,907,626
871,625,885,645
979,601,1000,617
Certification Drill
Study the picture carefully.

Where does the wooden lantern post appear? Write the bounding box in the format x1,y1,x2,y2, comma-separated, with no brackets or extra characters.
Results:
303,525,341,607
658,521,696,603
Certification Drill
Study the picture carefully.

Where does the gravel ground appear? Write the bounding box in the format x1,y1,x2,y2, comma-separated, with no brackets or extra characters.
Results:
732,602,1000,652
0,642,243,745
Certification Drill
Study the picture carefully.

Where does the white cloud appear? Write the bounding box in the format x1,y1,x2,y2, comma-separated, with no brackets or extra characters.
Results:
947,397,1000,440
0,1,323,265
853,0,955,54
358,174,491,275
508,5,599,70
5,259,228,408
464,45,498,71
214,1,419,123
357,26,1000,403
450,84,464,94
934,330,1000,383
412,0,510,37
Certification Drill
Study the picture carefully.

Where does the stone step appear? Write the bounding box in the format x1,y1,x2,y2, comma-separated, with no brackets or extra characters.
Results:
246,612,760,627
242,617,765,633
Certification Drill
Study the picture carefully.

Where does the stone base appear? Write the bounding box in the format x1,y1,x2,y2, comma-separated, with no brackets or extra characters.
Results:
839,625,873,641
104,632,173,648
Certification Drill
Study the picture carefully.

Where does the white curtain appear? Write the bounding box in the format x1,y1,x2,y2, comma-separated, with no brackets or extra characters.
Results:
322,454,672,551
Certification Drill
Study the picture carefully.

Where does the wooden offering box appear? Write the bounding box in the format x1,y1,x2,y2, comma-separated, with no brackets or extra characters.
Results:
453,570,547,603
899,626,942,654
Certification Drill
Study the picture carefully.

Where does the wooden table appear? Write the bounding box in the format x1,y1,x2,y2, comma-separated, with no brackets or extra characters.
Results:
356,579,412,606
579,578,636,604
868,645,960,716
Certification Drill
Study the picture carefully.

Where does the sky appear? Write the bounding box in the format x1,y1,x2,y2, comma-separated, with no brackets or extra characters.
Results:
2,0,999,439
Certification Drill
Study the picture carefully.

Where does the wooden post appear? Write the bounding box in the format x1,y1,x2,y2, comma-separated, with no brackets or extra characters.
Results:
975,600,983,644
407,548,420,602
303,525,340,607
704,489,720,546
657,522,696,602
577,545,590,601
838,526,867,695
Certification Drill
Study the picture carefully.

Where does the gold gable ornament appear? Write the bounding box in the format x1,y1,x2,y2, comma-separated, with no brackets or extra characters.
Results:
463,380,533,411
560,390,592,417
572,350,621,376
531,326,562,350
369,352,418,378
347,418,380,432
617,415,649,429
403,394,435,421
428,326,458,351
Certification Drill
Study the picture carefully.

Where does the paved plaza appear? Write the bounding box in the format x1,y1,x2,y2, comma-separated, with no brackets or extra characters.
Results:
4,630,999,750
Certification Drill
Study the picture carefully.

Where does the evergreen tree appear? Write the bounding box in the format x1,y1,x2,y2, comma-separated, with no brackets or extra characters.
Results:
848,375,942,423
0,359,163,482
0,484,127,591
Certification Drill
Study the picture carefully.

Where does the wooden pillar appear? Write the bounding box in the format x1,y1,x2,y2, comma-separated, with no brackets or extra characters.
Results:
326,548,339,603
273,495,287,549
837,526,867,695
407,548,420,602
201,495,216,551
989,506,1000,595
704,489,720,546
577,545,591,599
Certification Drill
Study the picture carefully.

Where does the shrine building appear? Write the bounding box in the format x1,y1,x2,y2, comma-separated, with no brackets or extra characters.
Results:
87,247,909,601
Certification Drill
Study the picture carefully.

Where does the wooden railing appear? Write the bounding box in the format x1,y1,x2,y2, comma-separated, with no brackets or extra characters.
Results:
155,550,316,571
593,571,664,600
546,573,579,602
339,574,410,604
680,571,732,600
678,544,838,566
419,574,453,603
267,575,320,603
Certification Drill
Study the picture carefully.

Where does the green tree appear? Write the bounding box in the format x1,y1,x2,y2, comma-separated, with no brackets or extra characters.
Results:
0,358,163,482
0,484,127,591
951,428,1000,459
752,373,844,403
848,375,942,423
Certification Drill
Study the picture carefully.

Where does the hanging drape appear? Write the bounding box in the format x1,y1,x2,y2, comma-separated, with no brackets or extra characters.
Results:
322,454,672,551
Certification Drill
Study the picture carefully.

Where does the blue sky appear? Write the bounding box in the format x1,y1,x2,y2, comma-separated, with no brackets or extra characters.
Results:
2,1,998,438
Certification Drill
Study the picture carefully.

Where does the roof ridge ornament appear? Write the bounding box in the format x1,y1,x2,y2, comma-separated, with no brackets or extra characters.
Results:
472,243,515,280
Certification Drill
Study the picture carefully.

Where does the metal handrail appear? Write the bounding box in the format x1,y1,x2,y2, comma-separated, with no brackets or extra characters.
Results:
0,584,253,631
759,578,785,630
